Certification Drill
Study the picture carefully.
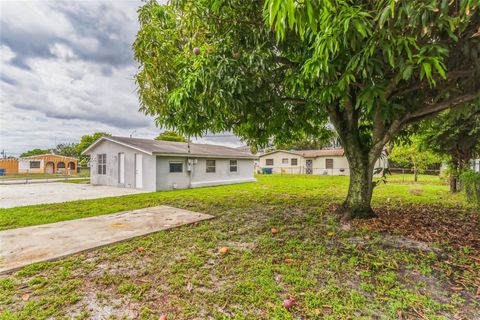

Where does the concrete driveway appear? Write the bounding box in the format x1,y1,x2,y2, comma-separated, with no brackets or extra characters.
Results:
0,205,214,273
0,183,146,208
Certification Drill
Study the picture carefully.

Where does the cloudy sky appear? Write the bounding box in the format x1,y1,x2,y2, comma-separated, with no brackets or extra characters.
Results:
0,0,240,156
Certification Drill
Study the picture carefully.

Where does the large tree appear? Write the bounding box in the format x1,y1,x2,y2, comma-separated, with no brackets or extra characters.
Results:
134,0,480,220
419,104,480,191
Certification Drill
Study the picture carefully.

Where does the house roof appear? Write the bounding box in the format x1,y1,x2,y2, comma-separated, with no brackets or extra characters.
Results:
82,136,257,159
20,154,78,161
260,149,344,158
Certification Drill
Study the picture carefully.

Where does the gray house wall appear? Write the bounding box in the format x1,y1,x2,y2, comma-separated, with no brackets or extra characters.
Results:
88,140,256,191
156,157,255,190
89,140,157,191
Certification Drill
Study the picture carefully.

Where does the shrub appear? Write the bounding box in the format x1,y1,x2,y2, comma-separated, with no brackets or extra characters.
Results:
460,171,480,208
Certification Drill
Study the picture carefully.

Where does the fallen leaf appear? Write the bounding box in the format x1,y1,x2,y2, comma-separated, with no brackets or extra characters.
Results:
137,246,145,253
21,293,30,301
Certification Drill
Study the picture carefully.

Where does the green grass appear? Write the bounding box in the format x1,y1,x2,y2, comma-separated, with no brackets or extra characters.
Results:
0,173,75,180
0,175,478,319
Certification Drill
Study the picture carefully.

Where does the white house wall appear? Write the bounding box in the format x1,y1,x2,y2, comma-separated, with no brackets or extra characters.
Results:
259,151,388,176
258,151,303,174
89,140,157,191
156,157,255,190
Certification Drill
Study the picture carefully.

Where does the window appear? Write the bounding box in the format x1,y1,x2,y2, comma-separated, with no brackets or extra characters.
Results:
326,158,334,169
229,160,238,173
282,158,289,164
169,161,183,173
291,158,298,166
266,159,274,166
57,162,65,169
97,154,106,175
206,159,216,173
29,161,41,168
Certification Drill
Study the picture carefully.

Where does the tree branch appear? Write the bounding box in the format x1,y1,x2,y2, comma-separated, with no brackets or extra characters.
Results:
371,93,479,154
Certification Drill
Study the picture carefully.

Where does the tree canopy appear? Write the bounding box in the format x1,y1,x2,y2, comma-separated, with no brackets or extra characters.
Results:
76,132,111,165
389,136,442,182
20,148,51,158
155,130,188,142
134,0,480,219
419,104,480,190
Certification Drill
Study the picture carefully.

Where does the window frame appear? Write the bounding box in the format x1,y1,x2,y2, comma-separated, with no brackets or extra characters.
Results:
29,161,41,169
265,159,274,166
282,158,289,165
291,158,298,166
229,159,238,173
169,161,184,173
325,158,334,169
97,154,107,175
206,159,216,173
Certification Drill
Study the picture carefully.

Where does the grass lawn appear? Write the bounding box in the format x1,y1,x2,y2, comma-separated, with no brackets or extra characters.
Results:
0,175,478,319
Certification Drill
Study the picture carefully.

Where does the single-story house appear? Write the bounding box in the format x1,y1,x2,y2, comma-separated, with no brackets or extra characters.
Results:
18,154,78,175
0,154,78,176
258,149,388,176
82,136,257,191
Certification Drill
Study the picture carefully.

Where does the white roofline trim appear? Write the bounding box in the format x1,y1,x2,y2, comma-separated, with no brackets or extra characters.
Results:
81,137,152,155
153,152,257,159
259,150,302,158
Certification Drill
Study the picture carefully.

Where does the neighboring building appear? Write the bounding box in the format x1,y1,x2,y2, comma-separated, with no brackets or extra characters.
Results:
82,136,257,191
18,154,78,175
0,154,77,176
0,158,19,176
258,149,388,176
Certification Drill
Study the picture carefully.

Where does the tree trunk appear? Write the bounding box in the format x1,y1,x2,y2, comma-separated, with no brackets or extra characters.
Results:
450,177,457,193
338,153,377,221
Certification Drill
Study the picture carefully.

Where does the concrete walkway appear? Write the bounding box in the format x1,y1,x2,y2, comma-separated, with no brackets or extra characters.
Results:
0,183,146,208
0,205,214,274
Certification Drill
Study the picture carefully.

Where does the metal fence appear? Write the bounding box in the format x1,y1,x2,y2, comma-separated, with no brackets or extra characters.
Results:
0,167,90,184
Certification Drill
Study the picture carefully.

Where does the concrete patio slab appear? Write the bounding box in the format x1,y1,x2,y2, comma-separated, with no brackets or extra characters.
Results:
0,205,214,274
0,182,146,208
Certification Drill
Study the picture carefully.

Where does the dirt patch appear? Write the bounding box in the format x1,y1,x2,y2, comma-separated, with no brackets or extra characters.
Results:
353,204,480,253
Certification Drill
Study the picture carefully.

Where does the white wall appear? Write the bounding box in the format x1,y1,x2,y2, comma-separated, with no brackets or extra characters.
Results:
88,140,157,191
259,151,303,174
156,157,255,190
18,159,44,174
259,151,388,176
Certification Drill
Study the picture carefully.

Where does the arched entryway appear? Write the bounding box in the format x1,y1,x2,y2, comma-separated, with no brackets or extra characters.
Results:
45,162,55,174
68,162,75,170
57,162,65,173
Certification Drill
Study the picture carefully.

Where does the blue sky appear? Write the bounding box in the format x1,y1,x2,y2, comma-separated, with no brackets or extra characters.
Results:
0,0,240,156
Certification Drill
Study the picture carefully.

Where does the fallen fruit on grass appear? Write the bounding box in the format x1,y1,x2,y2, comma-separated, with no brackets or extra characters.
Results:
271,227,278,234
159,314,167,320
137,246,145,253
193,47,200,55
282,298,295,309
21,293,30,301
219,246,229,255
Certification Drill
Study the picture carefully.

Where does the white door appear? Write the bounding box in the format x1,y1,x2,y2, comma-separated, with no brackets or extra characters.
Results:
118,153,125,184
135,154,143,189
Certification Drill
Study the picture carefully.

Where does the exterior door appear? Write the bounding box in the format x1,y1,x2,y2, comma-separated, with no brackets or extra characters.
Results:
135,154,143,189
45,162,54,174
118,153,125,184
306,159,313,174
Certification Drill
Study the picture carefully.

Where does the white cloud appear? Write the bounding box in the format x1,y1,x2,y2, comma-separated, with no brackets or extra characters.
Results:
0,0,242,156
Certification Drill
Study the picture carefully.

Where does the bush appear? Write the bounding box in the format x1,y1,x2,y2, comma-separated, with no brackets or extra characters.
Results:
460,171,480,208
